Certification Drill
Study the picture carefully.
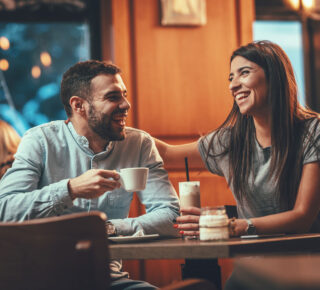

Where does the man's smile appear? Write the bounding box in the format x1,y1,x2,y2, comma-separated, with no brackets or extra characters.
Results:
111,112,128,128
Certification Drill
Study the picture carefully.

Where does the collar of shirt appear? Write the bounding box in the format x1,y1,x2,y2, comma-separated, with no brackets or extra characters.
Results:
66,121,114,157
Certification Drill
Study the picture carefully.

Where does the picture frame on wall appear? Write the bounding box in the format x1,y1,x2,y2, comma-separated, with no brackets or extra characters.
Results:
160,0,207,26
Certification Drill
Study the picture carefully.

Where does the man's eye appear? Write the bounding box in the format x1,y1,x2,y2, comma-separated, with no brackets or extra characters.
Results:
107,95,121,101
228,76,233,82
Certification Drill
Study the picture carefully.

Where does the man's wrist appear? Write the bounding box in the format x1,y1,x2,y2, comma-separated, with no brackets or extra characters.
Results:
67,179,76,200
106,221,117,237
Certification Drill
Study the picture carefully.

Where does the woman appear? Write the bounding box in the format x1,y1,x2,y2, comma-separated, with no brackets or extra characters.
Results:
0,120,21,179
156,40,320,237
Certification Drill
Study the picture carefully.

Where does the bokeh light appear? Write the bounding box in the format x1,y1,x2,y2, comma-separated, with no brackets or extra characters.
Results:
287,0,300,10
0,36,10,50
40,51,52,67
0,59,9,71
302,0,314,9
31,66,41,78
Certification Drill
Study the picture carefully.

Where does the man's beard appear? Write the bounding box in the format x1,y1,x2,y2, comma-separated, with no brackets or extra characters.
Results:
87,104,126,141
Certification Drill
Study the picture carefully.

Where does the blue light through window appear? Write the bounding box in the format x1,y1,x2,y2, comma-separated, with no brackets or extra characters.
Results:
0,23,90,135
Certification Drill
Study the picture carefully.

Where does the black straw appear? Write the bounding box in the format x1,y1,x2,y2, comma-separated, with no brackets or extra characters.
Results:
184,157,190,181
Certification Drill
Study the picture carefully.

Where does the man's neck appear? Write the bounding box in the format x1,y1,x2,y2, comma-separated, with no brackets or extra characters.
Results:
87,136,109,154
69,118,109,154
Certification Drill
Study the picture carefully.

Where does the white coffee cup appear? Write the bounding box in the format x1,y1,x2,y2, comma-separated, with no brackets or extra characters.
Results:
119,167,149,192
179,181,201,209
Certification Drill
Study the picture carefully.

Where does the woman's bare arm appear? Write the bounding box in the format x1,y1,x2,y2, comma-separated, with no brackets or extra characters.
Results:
154,138,206,169
176,162,320,237
231,162,320,236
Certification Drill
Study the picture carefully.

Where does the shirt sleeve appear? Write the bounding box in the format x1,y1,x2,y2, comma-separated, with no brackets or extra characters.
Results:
303,119,320,165
0,128,73,221
198,130,227,177
110,134,180,237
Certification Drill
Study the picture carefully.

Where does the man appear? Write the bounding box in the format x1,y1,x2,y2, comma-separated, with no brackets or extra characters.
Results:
0,60,180,289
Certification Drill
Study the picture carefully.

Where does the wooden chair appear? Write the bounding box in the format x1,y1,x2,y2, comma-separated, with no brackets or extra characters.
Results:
0,211,109,290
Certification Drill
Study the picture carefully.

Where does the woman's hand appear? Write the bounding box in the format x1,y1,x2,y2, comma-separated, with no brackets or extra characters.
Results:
175,207,251,238
174,206,201,237
229,218,249,237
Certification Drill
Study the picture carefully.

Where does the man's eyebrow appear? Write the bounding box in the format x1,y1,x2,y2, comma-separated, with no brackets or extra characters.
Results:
105,90,127,97
106,90,121,94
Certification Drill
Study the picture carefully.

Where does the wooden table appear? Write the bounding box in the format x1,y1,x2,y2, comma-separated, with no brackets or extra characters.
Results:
109,233,320,290
109,233,320,260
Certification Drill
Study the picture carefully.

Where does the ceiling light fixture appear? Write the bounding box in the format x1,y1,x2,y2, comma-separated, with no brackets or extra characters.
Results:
285,0,320,19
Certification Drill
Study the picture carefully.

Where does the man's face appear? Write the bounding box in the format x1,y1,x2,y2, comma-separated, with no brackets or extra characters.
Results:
87,73,130,141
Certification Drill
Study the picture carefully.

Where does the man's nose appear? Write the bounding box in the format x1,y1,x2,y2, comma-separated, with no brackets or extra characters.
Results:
119,97,131,110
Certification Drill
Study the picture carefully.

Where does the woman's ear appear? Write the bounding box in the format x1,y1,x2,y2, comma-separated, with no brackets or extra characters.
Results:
69,96,85,115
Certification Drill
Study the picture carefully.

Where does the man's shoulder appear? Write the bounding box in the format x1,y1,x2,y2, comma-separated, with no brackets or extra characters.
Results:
124,127,152,140
24,120,66,137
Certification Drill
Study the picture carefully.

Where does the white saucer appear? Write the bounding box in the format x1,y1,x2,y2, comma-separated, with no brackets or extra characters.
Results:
109,234,160,243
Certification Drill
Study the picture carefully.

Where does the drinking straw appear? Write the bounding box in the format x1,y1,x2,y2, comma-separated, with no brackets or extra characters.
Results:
184,157,190,181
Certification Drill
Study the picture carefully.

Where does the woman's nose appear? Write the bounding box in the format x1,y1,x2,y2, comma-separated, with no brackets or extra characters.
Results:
229,77,241,92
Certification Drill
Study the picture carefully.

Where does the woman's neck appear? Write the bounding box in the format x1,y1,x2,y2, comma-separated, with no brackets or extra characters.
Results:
253,114,271,148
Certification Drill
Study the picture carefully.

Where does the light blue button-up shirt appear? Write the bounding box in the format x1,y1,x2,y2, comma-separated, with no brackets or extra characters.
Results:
0,120,180,237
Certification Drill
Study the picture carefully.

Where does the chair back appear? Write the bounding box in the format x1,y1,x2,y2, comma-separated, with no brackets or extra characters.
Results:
0,211,109,290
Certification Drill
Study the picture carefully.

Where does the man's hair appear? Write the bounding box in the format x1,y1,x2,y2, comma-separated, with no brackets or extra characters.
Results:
206,40,320,210
60,60,121,117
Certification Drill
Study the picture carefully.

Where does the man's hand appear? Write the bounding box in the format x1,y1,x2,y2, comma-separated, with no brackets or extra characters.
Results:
175,206,201,237
68,169,121,200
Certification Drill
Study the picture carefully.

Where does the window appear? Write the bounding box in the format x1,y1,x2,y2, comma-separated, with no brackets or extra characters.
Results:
0,0,100,135
253,21,305,106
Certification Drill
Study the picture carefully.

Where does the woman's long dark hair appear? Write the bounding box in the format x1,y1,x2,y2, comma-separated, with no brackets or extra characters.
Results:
207,41,320,210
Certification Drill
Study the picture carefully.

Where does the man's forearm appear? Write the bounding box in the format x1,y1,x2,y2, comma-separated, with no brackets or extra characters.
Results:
0,179,72,221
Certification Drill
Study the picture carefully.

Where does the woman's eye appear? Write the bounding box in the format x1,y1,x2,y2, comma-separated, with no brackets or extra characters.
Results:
241,70,249,76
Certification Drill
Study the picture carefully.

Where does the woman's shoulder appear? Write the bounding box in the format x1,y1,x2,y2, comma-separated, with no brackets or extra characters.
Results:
300,117,320,162
303,117,320,137
204,126,232,140
200,127,232,153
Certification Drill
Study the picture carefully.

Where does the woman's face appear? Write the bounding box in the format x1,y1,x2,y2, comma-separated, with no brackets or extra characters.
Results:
229,56,269,117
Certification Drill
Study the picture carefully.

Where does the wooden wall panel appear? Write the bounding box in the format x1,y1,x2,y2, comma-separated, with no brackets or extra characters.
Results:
101,0,135,127
132,0,236,136
237,0,256,46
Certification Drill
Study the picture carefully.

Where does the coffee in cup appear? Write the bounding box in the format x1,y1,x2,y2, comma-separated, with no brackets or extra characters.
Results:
119,167,149,192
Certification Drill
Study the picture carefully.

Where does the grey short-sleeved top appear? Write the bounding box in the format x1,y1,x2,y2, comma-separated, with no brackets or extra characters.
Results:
198,119,320,231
